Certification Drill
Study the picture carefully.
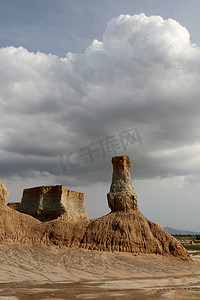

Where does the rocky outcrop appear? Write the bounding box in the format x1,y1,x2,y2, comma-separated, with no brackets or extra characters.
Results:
80,211,188,258
0,158,191,261
107,156,138,212
17,185,88,221
0,181,9,206
79,156,190,260
7,202,20,210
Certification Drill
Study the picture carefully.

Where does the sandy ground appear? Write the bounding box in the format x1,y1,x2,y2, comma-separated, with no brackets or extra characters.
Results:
0,245,200,300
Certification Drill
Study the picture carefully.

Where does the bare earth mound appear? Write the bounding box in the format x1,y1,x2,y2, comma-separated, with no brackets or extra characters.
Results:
0,206,189,260
1,156,190,261
79,156,189,260
0,157,198,298
81,211,188,258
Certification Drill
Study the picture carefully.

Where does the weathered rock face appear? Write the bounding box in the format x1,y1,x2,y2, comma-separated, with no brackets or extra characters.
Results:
0,181,9,206
77,156,190,260
17,185,88,221
7,202,20,210
107,156,138,212
0,159,191,261
80,211,190,260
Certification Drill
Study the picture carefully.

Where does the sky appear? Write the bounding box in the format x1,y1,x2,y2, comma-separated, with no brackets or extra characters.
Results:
1,0,200,231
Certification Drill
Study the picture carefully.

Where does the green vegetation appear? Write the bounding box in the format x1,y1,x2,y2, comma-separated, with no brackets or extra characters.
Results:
184,244,200,251
173,235,200,253
190,251,200,256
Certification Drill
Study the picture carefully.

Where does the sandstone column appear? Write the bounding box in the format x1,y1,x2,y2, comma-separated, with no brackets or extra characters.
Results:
107,156,138,212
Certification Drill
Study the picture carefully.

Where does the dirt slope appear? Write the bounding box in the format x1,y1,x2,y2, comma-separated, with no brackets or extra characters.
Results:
0,245,199,300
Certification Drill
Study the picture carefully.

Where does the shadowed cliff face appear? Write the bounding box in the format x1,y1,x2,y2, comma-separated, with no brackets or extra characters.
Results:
107,156,138,212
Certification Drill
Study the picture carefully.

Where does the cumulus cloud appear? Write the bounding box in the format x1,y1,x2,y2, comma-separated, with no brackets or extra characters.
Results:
1,13,200,194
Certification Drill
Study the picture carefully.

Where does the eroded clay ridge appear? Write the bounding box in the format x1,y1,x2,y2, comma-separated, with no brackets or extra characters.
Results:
0,157,190,261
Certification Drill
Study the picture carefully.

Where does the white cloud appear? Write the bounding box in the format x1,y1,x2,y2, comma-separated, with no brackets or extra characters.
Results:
1,14,200,228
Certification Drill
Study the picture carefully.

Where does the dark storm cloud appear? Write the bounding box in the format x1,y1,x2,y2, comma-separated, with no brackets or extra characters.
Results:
1,14,200,186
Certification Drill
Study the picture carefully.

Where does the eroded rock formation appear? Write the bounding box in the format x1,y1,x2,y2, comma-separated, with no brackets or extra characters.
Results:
80,211,188,258
7,202,20,210
0,181,9,206
1,157,191,261
107,156,138,212
79,156,190,260
17,185,88,221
